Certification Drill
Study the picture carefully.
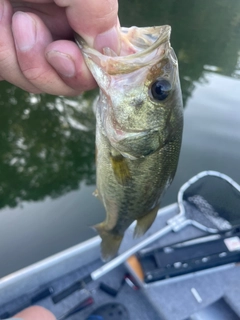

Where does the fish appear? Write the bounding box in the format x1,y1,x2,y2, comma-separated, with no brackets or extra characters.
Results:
75,25,183,261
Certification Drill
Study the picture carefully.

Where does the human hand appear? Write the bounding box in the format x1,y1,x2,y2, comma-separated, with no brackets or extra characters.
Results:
11,305,56,320
0,0,119,95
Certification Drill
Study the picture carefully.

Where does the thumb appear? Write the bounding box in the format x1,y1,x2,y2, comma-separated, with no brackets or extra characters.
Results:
54,0,120,53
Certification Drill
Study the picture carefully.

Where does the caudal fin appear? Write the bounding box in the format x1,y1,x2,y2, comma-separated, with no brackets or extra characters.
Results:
94,223,123,261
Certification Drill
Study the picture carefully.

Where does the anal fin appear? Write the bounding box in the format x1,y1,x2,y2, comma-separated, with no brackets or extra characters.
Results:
94,222,123,261
134,206,159,238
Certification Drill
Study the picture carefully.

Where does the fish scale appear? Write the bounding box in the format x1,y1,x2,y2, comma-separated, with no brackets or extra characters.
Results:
75,25,183,261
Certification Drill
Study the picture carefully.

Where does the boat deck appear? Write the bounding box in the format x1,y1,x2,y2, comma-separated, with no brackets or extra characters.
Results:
1,204,240,320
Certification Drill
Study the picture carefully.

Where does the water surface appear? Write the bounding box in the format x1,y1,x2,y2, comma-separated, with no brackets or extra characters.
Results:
0,0,240,277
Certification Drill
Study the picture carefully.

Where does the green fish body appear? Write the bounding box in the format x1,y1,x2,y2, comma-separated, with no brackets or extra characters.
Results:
76,26,183,261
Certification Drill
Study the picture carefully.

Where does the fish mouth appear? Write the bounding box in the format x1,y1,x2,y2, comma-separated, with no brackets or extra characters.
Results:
118,25,171,58
75,25,172,75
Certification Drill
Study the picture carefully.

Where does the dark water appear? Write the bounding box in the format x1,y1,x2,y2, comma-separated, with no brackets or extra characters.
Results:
0,0,240,277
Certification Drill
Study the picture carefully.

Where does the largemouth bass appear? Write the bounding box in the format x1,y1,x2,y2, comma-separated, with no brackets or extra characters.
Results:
75,26,183,261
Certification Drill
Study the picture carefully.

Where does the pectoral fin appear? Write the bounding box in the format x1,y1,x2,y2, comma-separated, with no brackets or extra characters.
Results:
134,206,159,238
94,222,123,261
110,153,131,186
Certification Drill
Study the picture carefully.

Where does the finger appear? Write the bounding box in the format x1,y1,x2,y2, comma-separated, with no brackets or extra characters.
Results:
11,1,72,40
54,0,120,53
10,0,54,3
46,40,96,91
15,306,56,320
0,0,41,93
12,11,86,95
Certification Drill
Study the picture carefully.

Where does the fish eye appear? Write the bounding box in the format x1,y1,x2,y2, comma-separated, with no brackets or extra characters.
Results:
150,78,172,101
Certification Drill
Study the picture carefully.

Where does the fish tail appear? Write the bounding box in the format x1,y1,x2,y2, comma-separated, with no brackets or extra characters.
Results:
94,223,123,261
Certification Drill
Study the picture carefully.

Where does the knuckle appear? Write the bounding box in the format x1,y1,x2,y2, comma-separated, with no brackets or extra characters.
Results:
22,66,48,82
0,48,12,66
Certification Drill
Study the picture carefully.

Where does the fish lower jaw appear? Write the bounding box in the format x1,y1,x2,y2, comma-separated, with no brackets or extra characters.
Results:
118,150,139,160
107,134,147,160
106,126,150,143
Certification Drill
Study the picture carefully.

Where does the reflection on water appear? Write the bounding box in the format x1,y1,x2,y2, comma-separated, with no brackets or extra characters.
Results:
0,86,97,209
0,183,103,274
0,0,240,276
162,72,240,208
119,0,240,104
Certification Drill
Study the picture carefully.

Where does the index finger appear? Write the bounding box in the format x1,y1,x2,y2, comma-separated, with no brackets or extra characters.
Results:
54,0,120,53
